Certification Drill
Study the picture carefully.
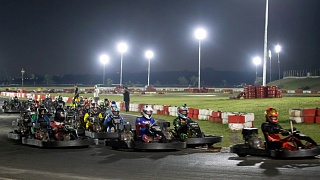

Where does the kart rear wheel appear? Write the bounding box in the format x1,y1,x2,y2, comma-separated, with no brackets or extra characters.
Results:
112,146,119,150
237,153,247,157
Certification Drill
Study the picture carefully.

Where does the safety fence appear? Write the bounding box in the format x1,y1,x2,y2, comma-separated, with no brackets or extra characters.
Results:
289,108,320,124
124,103,255,131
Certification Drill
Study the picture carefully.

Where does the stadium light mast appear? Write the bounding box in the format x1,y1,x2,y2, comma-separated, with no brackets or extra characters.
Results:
275,44,282,86
262,0,269,86
117,42,128,87
194,28,206,90
268,50,272,82
21,68,25,88
253,56,262,80
145,50,154,87
100,54,109,85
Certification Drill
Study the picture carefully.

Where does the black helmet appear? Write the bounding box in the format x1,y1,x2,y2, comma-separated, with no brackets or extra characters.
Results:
55,108,66,122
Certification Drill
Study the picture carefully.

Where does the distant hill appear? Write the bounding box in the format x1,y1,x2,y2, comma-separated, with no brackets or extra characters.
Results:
267,77,320,90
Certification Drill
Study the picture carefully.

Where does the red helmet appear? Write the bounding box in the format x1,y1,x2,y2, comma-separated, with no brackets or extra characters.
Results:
265,107,278,123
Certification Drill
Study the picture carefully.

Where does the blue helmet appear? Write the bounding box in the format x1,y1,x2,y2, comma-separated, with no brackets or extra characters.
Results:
110,105,120,117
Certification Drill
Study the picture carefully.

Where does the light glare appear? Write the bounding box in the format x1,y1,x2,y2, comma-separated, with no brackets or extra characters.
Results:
100,54,109,64
253,56,261,65
195,28,207,40
117,42,128,53
145,50,154,59
275,45,281,53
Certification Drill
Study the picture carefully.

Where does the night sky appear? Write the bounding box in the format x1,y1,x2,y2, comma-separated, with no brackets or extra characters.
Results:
1,0,319,78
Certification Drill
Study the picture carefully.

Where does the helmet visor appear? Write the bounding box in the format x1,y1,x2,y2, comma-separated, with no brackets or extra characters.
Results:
181,110,188,115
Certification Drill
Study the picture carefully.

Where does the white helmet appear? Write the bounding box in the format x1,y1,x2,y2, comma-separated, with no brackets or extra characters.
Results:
141,105,153,119
46,94,51,98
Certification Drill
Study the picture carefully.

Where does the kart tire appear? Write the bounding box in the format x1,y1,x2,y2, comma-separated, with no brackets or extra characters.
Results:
186,136,222,146
133,141,186,150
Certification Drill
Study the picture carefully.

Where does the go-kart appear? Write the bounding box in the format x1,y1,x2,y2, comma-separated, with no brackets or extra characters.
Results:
8,110,34,140
103,116,128,139
10,112,90,148
65,106,86,136
42,98,55,116
232,121,319,158
173,118,223,147
84,116,109,139
107,121,186,151
2,97,23,113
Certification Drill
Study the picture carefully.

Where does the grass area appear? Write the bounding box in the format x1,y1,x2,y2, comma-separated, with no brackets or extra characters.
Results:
268,77,320,90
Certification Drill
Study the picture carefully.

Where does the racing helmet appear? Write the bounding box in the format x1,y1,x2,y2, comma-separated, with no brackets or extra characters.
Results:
110,105,120,117
28,96,34,102
46,94,51,99
99,101,105,108
55,108,66,122
177,105,188,119
38,105,47,117
141,105,153,119
111,101,116,106
265,107,278,123
90,104,99,115
58,95,63,101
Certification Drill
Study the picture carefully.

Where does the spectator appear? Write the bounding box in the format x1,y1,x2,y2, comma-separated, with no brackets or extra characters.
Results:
123,87,130,112
93,85,100,104
73,84,79,102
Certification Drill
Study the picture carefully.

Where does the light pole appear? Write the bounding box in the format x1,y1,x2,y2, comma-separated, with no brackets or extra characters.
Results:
117,42,128,87
268,50,272,82
262,0,269,86
194,28,206,89
21,68,25,88
275,44,281,86
253,56,261,80
100,54,109,85
145,50,154,87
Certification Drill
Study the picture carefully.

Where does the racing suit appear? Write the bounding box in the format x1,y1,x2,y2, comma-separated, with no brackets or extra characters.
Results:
103,114,126,133
173,117,202,139
83,112,103,130
135,116,156,143
261,121,302,150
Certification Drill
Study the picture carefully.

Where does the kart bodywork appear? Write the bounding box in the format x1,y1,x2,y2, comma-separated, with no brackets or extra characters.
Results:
2,98,22,113
174,118,223,147
106,122,186,150
8,111,90,148
231,128,320,158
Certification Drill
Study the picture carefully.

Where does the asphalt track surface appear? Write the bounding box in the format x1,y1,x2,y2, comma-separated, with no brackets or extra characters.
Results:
1,100,320,180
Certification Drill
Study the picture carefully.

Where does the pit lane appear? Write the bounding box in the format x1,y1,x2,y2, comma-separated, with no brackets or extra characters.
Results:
0,100,320,180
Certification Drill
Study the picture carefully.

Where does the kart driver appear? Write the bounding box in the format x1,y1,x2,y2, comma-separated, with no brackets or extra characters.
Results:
103,104,126,133
83,103,103,130
135,105,160,143
261,107,303,150
173,105,191,140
